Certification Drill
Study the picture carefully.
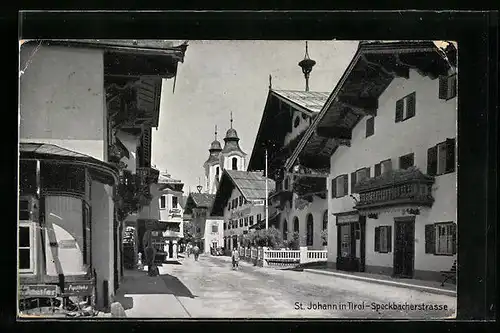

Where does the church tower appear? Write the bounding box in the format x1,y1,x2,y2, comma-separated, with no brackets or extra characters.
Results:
203,125,222,194
220,112,247,172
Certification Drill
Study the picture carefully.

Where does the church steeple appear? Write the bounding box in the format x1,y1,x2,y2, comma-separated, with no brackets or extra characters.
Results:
209,125,222,153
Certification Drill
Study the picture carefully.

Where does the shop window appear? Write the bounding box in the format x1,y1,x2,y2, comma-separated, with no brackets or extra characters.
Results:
427,138,455,176
399,153,414,170
160,195,166,209
232,157,238,170
306,214,314,246
366,116,375,137
425,222,456,255
331,174,348,198
293,217,299,233
283,220,288,240
18,223,35,274
172,196,178,208
395,92,416,122
212,224,218,233
340,224,351,258
374,226,392,253
439,74,457,100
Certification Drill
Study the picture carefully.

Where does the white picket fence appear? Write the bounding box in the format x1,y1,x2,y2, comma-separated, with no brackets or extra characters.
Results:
236,246,327,268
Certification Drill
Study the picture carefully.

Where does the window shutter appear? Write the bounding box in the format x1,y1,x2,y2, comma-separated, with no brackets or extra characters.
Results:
331,178,337,198
395,99,404,122
449,75,457,99
366,117,374,137
365,167,371,178
438,76,449,100
451,223,457,254
350,172,357,194
387,226,392,253
445,138,456,173
374,227,380,252
343,175,349,196
374,163,381,177
427,146,438,176
425,224,436,254
407,92,416,118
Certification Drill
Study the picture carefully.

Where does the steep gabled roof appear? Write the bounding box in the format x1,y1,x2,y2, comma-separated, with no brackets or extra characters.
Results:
247,89,329,173
183,192,216,215
285,41,456,171
210,170,275,216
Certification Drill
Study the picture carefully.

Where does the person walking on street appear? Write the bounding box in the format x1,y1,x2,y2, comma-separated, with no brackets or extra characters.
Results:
193,244,200,261
231,247,240,270
187,243,192,258
143,230,158,276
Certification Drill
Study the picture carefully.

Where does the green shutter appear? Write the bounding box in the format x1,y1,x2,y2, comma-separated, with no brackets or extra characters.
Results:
343,175,349,196
425,224,436,254
374,227,380,252
395,99,404,122
445,138,456,173
407,92,416,118
350,172,357,194
427,146,438,176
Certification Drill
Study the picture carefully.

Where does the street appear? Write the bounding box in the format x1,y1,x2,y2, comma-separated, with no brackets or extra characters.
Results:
118,254,456,319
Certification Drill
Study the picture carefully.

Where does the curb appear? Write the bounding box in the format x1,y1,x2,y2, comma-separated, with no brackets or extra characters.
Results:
303,269,457,297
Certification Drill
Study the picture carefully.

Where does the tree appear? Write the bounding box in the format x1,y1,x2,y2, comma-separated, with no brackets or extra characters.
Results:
284,231,301,250
251,227,283,249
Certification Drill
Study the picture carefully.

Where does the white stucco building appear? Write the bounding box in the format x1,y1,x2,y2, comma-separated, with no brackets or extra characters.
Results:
286,41,457,281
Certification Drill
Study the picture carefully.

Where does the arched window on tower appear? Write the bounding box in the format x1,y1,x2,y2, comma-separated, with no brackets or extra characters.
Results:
306,214,314,246
232,157,238,170
283,220,288,240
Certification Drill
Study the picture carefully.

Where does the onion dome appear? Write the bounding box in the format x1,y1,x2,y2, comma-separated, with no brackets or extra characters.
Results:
224,128,239,141
222,112,245,155
205,125,222,165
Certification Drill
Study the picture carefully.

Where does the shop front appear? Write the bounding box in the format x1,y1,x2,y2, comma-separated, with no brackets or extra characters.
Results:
136,219,169,264
335,211,366,272
18,143,119,315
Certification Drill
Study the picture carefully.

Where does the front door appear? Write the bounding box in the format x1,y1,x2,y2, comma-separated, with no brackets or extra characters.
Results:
393,217,415,278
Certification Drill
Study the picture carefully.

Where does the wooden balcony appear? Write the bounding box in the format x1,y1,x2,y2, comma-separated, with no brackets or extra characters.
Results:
354,167,435,211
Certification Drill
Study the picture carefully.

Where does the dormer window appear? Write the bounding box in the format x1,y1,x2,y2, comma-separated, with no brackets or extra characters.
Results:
294,116,300,128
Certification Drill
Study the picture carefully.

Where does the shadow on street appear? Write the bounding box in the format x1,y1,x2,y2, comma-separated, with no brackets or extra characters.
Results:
159,273,196,298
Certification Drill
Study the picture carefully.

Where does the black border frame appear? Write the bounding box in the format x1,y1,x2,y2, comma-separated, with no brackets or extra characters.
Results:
3,8,497,333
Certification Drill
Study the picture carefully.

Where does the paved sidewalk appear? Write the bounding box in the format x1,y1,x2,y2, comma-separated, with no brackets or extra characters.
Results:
304,268,456,297
112,266,191,318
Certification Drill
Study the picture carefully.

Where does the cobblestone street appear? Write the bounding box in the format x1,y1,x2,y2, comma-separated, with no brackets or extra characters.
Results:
120,254,456,319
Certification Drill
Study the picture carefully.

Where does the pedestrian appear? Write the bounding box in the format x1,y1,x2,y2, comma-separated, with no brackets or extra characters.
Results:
143,230,158,276
231,247,240,270
193,244,200,261
187,244,191,258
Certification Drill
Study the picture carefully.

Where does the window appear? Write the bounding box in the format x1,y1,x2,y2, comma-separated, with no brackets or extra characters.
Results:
224,223,227,230
19,223,35,273
249,216,254,225
284,177,289,190
239,196,243,206
172,196,178,208
425,222,456,255
212,224,218,233
366,116,375,137
239,218,243,228
283,220,288,240
323,211,328,231
351,167,370,193
331,174,348,198
244,217,248,227
439,74,457,100
216,166,220,177
306,214,314,246
395,92,416,122
340,224,351,258
399,153,414,170
257,214,262,223
232,157,238,170
374,226,392,253
228,222,231,230
293,217,299,233
427,138,455,176
294,116,300,128
374,159,392,177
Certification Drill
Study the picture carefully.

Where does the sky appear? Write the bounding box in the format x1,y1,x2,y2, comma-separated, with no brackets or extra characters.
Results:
152,40,359,193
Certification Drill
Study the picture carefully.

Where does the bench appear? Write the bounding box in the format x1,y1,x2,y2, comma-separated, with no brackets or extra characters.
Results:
441,260,457,286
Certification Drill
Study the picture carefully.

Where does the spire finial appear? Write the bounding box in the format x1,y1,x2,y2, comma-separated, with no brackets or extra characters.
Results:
230,112,233,129
305,41,310,59
269,74,272,90
215,125,218,140
298,40,316,92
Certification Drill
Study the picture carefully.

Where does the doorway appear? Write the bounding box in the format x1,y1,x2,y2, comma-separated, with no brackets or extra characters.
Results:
168,240,174,259
336,216,366,272
393,217,415,278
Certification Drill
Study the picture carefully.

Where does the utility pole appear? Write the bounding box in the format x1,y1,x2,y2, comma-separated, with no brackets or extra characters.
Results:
265,148,268,230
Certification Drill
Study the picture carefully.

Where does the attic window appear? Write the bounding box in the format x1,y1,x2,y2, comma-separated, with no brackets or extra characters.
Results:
294,116,300,128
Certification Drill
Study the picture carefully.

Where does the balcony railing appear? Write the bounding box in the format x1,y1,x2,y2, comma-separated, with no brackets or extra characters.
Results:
354,167,435,210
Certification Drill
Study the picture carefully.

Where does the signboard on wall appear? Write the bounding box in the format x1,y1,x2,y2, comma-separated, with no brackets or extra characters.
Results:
252,200,264,206
19,284,60,298
63,281,94,296
336,214,359,224
230,207,252,219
